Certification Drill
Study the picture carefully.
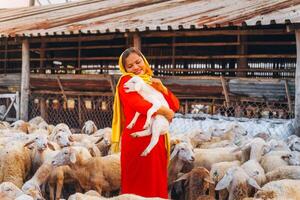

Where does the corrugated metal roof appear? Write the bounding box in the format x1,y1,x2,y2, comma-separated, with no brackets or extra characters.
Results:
0,0,300,37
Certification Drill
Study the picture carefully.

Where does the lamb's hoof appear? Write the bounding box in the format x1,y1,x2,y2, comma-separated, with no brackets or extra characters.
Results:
130,133,139,138
141,149,150,156
127,124,134,129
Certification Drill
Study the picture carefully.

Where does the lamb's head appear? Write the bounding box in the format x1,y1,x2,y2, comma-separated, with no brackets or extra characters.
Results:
82,120,97,135
0,182,23,199
170,141,195,163
282,151,300,166
51,123,72,136
22,182,45,200
24,134,55,151
53,131,73,148
216,166,261,200
288,137,300,152
123,76,145,93
94,127,112,146
51,147,75,167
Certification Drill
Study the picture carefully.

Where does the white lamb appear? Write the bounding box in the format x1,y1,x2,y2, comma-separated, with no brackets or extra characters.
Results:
123,76,170,156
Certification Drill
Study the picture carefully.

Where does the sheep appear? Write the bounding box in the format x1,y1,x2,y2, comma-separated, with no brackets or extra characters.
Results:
260,150,290,173
94,127,112,156
28,117,46,127
82,120,98,135
193,147,241,171
168,140,195,189
0,182,28,199
68,192,166,200
10,120,36,134
209,160,241,200
171,167,215,200
215,166,261,200
254,179,300,199
50,123,72,140
123,75,170,156
0,141,32,188
266,166,300,182
241,160,266,188
51,147,121,194
21,163,52,200
234,137,268,163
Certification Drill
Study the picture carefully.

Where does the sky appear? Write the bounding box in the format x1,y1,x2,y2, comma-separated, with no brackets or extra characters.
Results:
0,0,79,8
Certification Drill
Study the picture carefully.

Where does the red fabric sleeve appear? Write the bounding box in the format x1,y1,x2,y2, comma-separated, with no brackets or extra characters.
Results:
163,88,180,112
118,75,153,115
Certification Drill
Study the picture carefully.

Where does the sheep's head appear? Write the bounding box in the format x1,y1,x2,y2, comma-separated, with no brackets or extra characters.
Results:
82,120,97,135
22,182,45,200
123,76,144,93
53,131,72,148
170,141,195,163
0,182,23,199
24,134,55,151
282,152,300,166
51,147,75,167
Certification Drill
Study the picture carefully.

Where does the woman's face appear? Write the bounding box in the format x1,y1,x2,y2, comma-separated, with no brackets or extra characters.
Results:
124,53,145,75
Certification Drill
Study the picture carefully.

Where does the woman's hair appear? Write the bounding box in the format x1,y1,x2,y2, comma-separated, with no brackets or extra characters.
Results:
121,47,143,68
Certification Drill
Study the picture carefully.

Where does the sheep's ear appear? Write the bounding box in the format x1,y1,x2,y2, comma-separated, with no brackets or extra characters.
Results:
81,124,86,134
215,174,232,190
70,151,77,163
204,177,215,185
93,124,97,134
47,142,56,151
94,137,104,144
90,146,101,157
68,135,75,142
24,140,35,147
247,178,261,190
134,82,142,92
170,145,179,160
174,172,190,183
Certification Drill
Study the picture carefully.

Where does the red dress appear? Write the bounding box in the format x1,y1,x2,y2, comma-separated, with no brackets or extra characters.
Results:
118,75,179,198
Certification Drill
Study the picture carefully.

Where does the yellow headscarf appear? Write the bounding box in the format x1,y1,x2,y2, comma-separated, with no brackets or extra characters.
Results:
111,50,170,160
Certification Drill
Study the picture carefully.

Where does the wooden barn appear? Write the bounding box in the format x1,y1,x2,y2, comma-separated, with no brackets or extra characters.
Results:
0,0,300,132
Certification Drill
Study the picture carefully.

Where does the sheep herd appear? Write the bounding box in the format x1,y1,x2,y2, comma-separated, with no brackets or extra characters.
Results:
0,116,300,200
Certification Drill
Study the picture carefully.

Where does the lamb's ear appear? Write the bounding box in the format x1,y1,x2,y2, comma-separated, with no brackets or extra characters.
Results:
170,145,179,160
93,124,97,134
204,177,215,185
47,142,56,151
81,124,86,134
70,151,77,164
215,174,233,190
174,172,190,183
247,178,261,190
134,82,142,92
24,139,35,147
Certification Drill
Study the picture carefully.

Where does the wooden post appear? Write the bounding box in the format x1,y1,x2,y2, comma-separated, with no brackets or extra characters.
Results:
40,97,47,121
237,34,248,77
29,0,35,6
184,100,188,114
78,96,82,127
220,76,230,107
40,39,46,73
133,33,141,50
20,39,30,121
284,80,292,113
295,30,300,136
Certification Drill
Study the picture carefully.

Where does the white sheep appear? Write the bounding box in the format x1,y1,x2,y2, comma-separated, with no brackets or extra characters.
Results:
68,192,165,200
81,120,98,135
123,75,170,156
241,160,266,187
260,150,290,173
194,147,241,170
254,179,300,199
0,182,31,200
210,160,241,200
266,166,300,182
51,147,120,194
215,166,261,200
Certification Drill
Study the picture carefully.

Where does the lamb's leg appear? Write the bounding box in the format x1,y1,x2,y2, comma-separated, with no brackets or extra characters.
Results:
143,103,160,129
49,182,55,200
141,116,169,156
131,127,151,137
126,112,140,129
55,178,64,200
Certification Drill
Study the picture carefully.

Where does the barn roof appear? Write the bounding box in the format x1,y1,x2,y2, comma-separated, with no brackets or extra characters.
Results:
0,0,300,37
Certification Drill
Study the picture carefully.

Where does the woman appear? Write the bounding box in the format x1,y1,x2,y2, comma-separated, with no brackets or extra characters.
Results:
112,47,179,198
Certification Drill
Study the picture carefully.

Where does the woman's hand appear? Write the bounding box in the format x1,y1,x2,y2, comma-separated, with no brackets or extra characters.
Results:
151,78,168,94
156,106,175,122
